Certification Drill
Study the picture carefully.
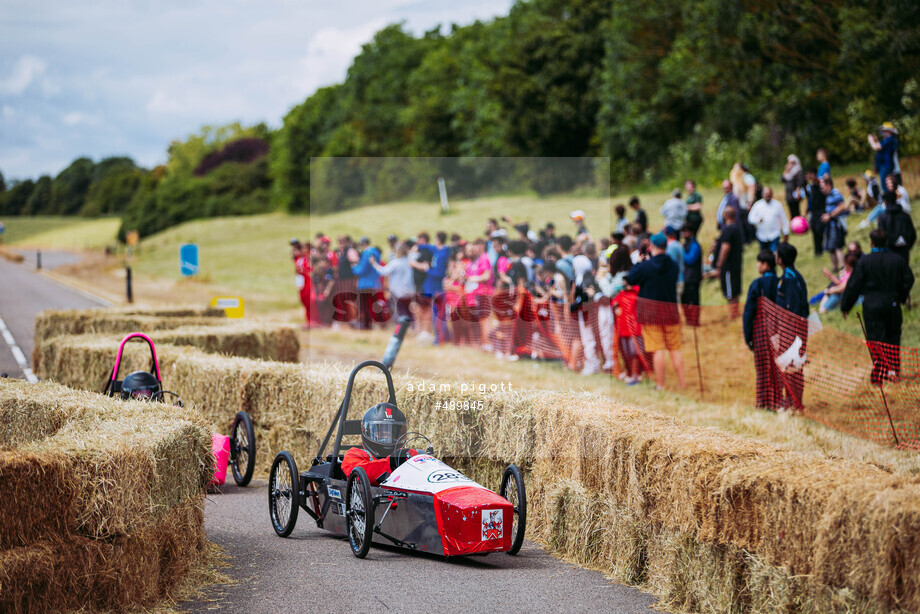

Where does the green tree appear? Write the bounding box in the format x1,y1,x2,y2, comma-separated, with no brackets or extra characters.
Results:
324,23,438,157
0,180,34,215
269,85,345,212
23,175,53,215
50,157,94,215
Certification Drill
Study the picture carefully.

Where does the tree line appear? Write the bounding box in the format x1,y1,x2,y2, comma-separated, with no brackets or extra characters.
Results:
2,0,918,237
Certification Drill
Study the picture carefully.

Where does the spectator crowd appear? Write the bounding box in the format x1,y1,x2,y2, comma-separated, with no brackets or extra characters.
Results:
291,121,916,410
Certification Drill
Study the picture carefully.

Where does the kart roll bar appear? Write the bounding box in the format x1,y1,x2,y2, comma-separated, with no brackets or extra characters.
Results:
314,360,397,476
102,332,162,396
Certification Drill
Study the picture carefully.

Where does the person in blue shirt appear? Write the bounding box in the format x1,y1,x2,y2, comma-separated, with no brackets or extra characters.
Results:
816,147,831,180
352,237,383,330
869,122,900,191
664,226,684,285
743,251,780,409
415,231,452,344
680,225,702,327
819,178,848,271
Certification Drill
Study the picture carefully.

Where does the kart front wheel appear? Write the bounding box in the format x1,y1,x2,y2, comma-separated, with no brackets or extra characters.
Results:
346,467,374,558
230,411,256,487
500,464,527,555
269,451,299,537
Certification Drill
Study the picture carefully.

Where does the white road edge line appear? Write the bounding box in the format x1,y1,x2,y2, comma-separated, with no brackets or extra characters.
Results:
0,314,38,383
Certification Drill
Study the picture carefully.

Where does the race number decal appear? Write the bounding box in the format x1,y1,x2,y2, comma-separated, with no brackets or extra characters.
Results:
427,470,473,484
481,509,503,540
386,455,488,494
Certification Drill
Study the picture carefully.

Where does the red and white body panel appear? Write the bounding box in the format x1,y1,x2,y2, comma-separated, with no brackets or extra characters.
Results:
380,455,513,555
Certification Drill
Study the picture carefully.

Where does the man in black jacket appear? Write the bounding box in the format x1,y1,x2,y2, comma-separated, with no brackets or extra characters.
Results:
877,190,916,265
626,233,685,390
743,251,781,409
774,243,809,410
841,229,915,384
804,168,825,257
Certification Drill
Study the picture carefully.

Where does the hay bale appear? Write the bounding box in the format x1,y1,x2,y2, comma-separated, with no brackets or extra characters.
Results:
0,496,205,614
33,322,299,378
0,379,212,547
149,322,300,362
117,306,225,318
0,247,25,264
35,342,920,612
32,309,227,351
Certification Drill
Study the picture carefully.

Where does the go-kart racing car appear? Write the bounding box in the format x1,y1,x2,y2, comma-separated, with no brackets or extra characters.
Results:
268,360,526,559
103,332,256,487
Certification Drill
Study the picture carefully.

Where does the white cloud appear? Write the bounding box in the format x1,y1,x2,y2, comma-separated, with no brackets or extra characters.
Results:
0,56,47,96
61,111,96,126
293,20,388,99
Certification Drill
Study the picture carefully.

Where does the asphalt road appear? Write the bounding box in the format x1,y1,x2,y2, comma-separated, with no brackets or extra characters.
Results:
180,481,658,613
0,252,108,379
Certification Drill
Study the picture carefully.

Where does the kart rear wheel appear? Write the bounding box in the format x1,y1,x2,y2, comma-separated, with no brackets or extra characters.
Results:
230,411,256,487
500,464,526,555
346,467,374,559
269,451,299,537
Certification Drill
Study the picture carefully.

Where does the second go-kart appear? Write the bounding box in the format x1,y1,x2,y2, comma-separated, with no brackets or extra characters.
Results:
103,332,257,487
268,360,526,558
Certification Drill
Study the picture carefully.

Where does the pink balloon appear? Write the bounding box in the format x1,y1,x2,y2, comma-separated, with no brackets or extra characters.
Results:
790,216,809,234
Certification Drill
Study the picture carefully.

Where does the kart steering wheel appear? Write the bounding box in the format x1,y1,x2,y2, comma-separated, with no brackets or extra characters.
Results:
395,432,434,456
152,390,184,408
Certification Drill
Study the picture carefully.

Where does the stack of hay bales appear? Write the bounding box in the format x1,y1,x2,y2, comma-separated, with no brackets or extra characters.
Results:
33,309,300,370
34,309,920,612
33,307,227,348
0,379,212,613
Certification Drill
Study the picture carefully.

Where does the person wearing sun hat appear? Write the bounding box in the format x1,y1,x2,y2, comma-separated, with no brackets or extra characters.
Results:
869,121,900,191
569,210,588,236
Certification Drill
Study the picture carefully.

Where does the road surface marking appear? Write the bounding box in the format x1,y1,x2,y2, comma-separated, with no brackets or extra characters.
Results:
0,314,37,382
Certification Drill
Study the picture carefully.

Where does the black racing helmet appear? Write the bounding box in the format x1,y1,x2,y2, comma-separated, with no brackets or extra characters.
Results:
361,402,407,458
121,371,161,401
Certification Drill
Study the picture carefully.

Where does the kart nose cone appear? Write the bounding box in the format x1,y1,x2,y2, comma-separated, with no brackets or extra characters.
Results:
434,487,513,555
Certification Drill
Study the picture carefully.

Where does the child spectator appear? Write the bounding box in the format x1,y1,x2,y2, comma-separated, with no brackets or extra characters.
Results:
615,205,630,234
817,252,858,314
610,246,642,384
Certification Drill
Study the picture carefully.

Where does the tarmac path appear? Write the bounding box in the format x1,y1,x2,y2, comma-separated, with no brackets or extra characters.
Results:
0,251,108,379
179,481,659,613
0,255,659,613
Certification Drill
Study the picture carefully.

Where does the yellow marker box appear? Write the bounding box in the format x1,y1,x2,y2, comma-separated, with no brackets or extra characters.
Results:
211,296,245,319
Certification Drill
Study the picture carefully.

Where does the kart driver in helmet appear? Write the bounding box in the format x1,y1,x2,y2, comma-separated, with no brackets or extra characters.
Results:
342,402,417,485
121,371,160,401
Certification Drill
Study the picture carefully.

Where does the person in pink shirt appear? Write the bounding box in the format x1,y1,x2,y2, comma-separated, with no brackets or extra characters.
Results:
463,239,493,348
818,251,858,314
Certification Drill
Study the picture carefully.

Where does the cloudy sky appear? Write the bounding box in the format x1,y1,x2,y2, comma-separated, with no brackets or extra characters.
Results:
0,0,514,180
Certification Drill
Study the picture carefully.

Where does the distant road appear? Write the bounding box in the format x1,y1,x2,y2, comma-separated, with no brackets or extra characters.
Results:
0,252,108,379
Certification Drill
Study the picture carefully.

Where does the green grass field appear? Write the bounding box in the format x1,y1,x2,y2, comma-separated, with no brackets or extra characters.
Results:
0,216,121,250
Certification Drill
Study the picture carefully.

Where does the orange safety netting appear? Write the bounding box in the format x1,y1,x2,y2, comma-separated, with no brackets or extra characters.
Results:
307,282,919,452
